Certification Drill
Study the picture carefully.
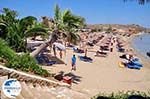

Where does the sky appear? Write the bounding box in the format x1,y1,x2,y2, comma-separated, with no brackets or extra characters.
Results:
0,0,150,28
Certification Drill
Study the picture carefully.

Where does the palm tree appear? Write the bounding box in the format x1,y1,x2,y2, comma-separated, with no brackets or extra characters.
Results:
30,5,63,57
53,5,85,45
30,4,86,57
62,9,85,45
0,8,48,52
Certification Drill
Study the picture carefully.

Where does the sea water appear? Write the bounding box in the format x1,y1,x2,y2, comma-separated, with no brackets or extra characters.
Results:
132,33,150,59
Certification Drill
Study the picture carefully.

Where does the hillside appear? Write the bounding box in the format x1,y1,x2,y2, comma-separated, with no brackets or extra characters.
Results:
86,24,145,34
145,28,150,33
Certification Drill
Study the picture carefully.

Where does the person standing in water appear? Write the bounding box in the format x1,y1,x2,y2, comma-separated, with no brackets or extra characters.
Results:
71,55,76,71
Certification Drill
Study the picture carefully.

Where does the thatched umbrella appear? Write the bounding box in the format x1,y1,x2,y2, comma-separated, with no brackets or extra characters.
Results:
125,48,136,56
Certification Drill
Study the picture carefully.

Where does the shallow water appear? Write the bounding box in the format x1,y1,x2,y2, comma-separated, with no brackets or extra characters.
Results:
132,33,150,59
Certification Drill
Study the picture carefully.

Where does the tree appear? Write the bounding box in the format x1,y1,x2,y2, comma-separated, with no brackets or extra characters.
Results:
30,4,86,57
0,8,48,52
62,9,85,45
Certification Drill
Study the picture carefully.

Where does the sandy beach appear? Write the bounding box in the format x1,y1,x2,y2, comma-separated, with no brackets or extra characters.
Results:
1,1,150,98
42,35,150,97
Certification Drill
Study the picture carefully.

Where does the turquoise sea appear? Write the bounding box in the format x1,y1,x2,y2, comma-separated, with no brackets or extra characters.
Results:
132,33,150,59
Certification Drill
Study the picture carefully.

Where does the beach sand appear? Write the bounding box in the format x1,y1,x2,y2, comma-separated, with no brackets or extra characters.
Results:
42,35,150,97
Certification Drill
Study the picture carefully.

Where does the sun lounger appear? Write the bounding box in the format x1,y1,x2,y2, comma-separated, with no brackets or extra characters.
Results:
98,51,107,55
87,42,94,46
36,54,56,66
78,56,93,63
120,54,126,59
117,47,125,52
95,50,108,57
100,46,109,51
131,59,142,67
117,44,124,48
126,59,143,69
73,47,84,53
127,63,141,69
93,40,98,44
41,54,56,65
36,56,45,64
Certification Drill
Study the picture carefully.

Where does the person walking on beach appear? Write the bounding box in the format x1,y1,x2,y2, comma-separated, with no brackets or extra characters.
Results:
71,55,76,71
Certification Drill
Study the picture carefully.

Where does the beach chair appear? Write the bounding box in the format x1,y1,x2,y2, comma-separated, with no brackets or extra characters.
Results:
73,47,84,53
117,47,125,52
36,54,56,66
73,47,78,52
36,55,45,64
131,59,142,67
126,59,143,70
41,54,56,66
78,56,93,63
127,64,141,69
87,42,94,46
119,54,126,59
95,51,107,57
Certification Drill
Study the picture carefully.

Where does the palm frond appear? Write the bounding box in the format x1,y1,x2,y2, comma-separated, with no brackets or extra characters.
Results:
54,4,61,24
25,27,48,37
19,16,37,32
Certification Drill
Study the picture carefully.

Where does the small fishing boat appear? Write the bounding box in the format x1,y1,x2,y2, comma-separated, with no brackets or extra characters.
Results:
147,52,150,57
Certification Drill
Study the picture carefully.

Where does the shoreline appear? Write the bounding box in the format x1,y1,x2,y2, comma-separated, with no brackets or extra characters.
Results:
128,33,150,69
41,33,150,97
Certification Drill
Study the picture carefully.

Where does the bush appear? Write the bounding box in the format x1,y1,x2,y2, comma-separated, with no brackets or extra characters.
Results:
0,38,50,77
5,53,50,77
0,39,16,61
92,91,150,99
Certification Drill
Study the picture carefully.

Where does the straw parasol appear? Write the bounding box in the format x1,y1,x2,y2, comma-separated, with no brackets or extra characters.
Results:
125,48,136,56
53,42,66,51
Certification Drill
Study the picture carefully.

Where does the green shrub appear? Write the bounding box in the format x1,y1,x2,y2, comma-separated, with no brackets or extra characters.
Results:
92,91,150,99
0,38,16,61
6,53,50,77
0,38,50,77
0,57,4,62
